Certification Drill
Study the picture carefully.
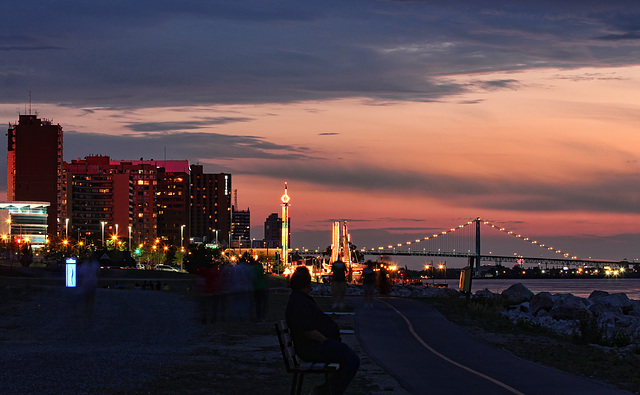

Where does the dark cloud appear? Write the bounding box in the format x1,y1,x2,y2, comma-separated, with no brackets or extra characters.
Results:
477,79,520,91
2,1,640,108
124,117,253,132
0,46,66,51
63,130,318,162
597,32,640,41
318,132,339,136
235,160,640,215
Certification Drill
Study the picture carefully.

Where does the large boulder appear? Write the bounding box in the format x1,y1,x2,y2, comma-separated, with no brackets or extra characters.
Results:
530,292,554,315
475,289,496,298
588,290,609,299
501,283,534,304
549,294,590,320
591,292,632,313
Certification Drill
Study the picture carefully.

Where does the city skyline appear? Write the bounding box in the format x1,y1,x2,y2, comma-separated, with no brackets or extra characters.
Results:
2,1,640,263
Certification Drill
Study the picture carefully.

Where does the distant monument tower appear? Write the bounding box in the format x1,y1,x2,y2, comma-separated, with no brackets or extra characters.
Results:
330,221,353,281
281,182,290,267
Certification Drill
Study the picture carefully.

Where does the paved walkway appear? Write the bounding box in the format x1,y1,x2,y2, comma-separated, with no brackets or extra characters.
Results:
350,296,632,395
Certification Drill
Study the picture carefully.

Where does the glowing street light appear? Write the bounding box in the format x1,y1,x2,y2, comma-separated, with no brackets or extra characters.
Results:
101,221,106,248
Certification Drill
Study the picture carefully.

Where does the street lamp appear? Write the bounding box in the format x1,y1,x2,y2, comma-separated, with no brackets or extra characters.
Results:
180,225,185,250
65,218,69,240
128,226,132,251
101,221,106,248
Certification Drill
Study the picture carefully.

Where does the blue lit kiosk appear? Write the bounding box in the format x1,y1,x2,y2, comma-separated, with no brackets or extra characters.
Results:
0,201,50,250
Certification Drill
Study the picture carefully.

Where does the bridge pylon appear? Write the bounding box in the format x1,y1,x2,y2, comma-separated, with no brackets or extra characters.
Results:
475,217,481,276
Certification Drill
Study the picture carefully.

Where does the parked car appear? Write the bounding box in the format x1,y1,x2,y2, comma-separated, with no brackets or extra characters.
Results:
155,265,180,272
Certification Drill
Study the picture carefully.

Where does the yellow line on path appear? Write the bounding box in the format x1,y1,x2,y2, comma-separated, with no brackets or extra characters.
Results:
379,299,527,395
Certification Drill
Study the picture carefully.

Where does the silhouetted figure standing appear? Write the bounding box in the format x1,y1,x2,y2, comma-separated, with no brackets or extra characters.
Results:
78,260,99,322
362,261,376,308
331,259,346,309
250,261,268,321
378,266,390,295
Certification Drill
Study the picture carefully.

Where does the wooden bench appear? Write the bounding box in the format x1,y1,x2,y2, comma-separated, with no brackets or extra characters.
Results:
275,320,339,395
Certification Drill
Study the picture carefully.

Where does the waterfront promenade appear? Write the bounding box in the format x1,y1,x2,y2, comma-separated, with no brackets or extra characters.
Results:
352,296,632,395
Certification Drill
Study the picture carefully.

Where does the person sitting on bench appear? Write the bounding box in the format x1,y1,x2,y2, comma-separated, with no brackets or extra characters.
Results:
285,266,360,395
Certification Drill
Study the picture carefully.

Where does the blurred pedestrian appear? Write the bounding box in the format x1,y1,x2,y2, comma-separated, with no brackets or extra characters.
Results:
362,261,376,308
77,260,99,322
250,260,269,321
331,259,346,309
378,266,390,295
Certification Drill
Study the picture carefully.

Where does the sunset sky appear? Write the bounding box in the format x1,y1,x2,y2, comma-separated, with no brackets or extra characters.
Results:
2,1,640,265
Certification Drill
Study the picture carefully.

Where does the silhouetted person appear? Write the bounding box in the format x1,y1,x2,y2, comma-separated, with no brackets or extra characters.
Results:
331,259,347,309
362,261,376,308
77,260,99,322
286,266,359,395
378,266,390,295
250,261,269,321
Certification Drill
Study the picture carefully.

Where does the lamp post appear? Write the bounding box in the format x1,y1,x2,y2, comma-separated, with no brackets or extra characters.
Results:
180,224,185,250
65,218,69,240
101,221,106,248
128,226,132,251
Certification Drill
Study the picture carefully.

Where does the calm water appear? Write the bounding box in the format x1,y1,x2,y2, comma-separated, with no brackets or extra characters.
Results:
470,278,640,300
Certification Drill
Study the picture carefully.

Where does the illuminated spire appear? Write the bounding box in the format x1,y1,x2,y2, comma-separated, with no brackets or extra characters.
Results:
281,182,290,205
281,182,290,267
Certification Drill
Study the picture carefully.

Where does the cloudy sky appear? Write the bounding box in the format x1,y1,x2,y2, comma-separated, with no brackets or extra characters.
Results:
2,1,640,265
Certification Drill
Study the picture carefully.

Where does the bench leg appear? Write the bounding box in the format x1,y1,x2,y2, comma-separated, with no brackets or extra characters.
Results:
291,372,301,395
295,372,305,395
325,371,333,395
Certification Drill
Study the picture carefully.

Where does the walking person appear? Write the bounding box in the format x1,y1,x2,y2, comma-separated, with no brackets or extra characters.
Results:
331,259,347,309
362,261,376,308
285,266,360,395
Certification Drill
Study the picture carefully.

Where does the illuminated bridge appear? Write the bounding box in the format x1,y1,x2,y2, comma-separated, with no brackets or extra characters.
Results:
356,218,620,274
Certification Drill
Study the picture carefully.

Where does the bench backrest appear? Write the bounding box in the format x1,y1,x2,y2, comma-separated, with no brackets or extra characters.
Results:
275,320,301,372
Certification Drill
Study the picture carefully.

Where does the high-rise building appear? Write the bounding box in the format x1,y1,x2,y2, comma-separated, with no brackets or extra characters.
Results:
157,167,189,247
231,206,250,247
263,213,281,248
64,156,192,247
63,156,133,246
7,114,63,238
189,165,231,246
110,158,190,245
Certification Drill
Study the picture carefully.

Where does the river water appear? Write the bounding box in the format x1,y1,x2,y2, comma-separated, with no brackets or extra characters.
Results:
469,278,640,300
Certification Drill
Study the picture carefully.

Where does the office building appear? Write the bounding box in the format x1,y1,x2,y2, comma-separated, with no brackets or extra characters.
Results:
157,167,189,247
63,156,133,246
263,213,281,248
7,114,63,238
189,165,231,246
0,202,50,249
231,206,250,247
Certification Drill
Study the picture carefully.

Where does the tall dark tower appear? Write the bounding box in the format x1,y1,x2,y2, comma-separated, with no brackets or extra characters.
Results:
189,164,232,245
7,114,63,238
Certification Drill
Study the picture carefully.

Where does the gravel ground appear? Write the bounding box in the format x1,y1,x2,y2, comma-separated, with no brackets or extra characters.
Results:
0,286,199,394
